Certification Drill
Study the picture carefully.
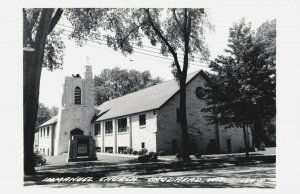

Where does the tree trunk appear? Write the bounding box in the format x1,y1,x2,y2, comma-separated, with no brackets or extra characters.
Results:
23,9,54,175
215,115,220,153
179,80,191,160
242,124,250,159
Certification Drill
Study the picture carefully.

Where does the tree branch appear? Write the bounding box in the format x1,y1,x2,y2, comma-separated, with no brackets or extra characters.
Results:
121,21,148,48
30,10,41,31
144,8,181,74
48,8,63,34
172,9,181,27
23,9,30,43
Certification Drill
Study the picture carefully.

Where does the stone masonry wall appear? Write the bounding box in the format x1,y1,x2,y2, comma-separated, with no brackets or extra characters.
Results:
131,111,157,152
54,70,95,155
54,106,95,155
156,73,251,154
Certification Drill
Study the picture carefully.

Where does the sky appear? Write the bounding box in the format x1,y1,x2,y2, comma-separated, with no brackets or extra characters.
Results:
39,7,277,108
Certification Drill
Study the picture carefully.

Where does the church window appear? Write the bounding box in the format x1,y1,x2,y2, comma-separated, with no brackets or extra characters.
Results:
118,118,127,133
74,86,81,105
105,121,113,134
139,114,146,126
94,123,101,135
47,127,49,137
105,147,113,153
195,86,205,99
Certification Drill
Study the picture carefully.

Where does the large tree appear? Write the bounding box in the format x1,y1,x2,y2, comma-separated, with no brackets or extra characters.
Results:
23,8,111,175
94,67,162,105
68,8,213,160
201,19,276,157
23,8,64,175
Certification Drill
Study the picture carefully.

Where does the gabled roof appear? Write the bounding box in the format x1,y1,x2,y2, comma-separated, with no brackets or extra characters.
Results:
95,70,206,122
37,116,58,128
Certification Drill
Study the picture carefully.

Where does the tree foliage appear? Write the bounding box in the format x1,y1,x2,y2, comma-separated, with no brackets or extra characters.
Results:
64,8,213,74
94,67,162,105
201,19,276,147
35,103,59,127
24,9,65,71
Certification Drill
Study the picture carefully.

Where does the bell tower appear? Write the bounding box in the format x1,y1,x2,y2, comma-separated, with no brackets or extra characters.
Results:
54,61,95,155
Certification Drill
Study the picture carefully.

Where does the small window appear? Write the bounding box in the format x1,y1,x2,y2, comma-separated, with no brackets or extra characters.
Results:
94,123,101,135
43,128,46,137
176,108,181,122
139,114,146,126
105,121,113,134
40,129,42,137
47,127,49,137
141,142,145,148
74,86,81,105
105,147,113,153
118,118,127,133
195,86,205,99
118,147,127,154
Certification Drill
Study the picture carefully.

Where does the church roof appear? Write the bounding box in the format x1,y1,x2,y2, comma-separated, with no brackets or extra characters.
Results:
38,116,58,128
94,70,206,122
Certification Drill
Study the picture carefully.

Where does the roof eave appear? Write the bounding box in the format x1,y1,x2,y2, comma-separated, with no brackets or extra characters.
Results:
158,70,205,110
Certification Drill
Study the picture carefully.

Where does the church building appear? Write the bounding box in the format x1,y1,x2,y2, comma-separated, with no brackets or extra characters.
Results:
35,65,252,156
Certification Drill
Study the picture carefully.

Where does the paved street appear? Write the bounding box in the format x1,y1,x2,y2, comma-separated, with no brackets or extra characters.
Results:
26,163,275,188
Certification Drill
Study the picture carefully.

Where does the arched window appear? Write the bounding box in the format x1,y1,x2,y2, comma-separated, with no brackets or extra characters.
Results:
74,86,81,105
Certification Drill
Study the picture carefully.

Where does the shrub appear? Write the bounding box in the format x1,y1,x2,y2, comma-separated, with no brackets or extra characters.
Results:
126,147,133,154
195,153,202,159
140,148,148,155
132,150,138,155
176,153,182,159
33,151,47,167
148,151,155,157
158,151,166,156
138,155,150,163
258,143,266,151
108,149,113,153
150,152,158,162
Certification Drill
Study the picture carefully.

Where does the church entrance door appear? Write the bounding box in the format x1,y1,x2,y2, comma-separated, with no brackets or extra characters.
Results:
70,128,84,139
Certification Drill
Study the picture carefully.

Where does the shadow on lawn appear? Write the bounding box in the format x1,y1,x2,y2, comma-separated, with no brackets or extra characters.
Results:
25,155,275,188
